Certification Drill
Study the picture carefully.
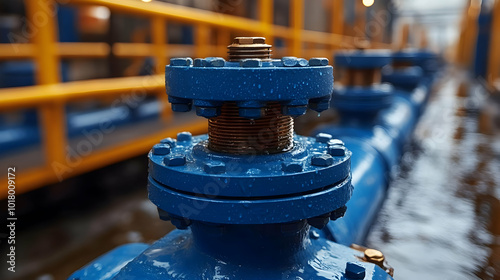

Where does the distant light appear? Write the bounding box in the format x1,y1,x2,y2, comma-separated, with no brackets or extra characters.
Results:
363,0,374,7
91,6,110,20
142,0,153,3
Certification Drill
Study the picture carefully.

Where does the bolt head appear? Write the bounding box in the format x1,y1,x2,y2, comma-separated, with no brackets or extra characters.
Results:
196,106,221,118
160,137,177,147
171,103,192,112
309,100,330,112
307,213,330,229
328,145,346,157
364,249,385,263
205,57,225,67
328,139,344,146
164,155,186,166
239,107,263,119
311,154,334,167
152,144,171,155
309,57,329,66
234,37,266,44
203,162,226,174
240,59,262,68
177,132,192,142
282,56,298,67
170,215,191,230
297,58,308,66
330,205,347,221
345,262,366,279
170,57,193,66
157,208,171,221
315,133,333,143
193,58,206,67
282,105,307,116
282,162,303,173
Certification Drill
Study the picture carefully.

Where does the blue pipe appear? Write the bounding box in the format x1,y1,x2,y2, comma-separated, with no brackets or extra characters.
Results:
313,49,438,246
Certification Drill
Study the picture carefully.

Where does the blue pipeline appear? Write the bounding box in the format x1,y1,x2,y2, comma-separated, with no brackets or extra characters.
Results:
314,51,438,246
315,92,420,246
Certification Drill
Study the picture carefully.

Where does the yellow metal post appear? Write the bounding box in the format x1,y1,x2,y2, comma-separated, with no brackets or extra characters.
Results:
217,28,230,58
195,24,210,58
152,16,171,120
25,0,67,168
290,0,304,57
259,0,274,46
354,0,366,38
39,102,67,172
488,0,500,87
332,0,343,35
25,0,59,84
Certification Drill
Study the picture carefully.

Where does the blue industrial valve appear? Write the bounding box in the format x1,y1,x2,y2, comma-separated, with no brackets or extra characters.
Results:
382,49,439,91
333,49,394,114
69,37,394,280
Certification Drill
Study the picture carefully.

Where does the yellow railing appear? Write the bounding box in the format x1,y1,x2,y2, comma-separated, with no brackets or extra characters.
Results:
488,0,500,89
0,0,382,198
455,0,481,68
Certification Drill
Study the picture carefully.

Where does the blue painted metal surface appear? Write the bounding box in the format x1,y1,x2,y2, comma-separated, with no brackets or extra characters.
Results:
166,57,332,118
70,226,392,280
70,54,394,279
312,49,438,246
335,50,392,69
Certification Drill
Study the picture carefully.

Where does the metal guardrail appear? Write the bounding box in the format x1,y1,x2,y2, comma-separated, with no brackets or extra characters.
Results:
0,0,379,198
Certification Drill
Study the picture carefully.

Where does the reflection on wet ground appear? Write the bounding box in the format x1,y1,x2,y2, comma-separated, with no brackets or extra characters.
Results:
367,71,500,280
2,71,500,280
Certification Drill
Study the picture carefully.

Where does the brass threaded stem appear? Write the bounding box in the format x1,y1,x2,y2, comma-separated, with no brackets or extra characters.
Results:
227,37,272,61
208,102,294,155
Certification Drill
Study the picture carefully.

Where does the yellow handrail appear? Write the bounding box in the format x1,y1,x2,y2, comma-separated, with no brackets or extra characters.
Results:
488,0,500,88
0,0,385,198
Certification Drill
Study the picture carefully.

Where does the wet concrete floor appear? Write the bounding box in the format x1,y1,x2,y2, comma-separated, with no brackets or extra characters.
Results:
367,71,500,280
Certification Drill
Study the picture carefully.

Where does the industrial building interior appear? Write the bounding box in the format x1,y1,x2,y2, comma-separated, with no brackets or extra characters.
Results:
0,0,499,279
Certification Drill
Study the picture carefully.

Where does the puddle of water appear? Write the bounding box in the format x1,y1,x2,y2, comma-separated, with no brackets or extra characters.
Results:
367,73,500,280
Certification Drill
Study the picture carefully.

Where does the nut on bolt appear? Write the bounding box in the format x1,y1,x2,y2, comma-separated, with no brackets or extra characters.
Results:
309,57,329,66
282,162,303,173
177,132,192,142
364,249,385,266
169,214,192,230
234,37,266,44
152,144,171,155
205,57,225,67
157,208,171,221
282,105,308,117
164,155,186,166
345,262,366,279
328,145,346,157
307,213,330,229
240,59,262,68
282,56,298,67
160,137,177,147
315,133,333,143
170,57,193,66
330,205,347,221
197,106,221,118
311,154,334,167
